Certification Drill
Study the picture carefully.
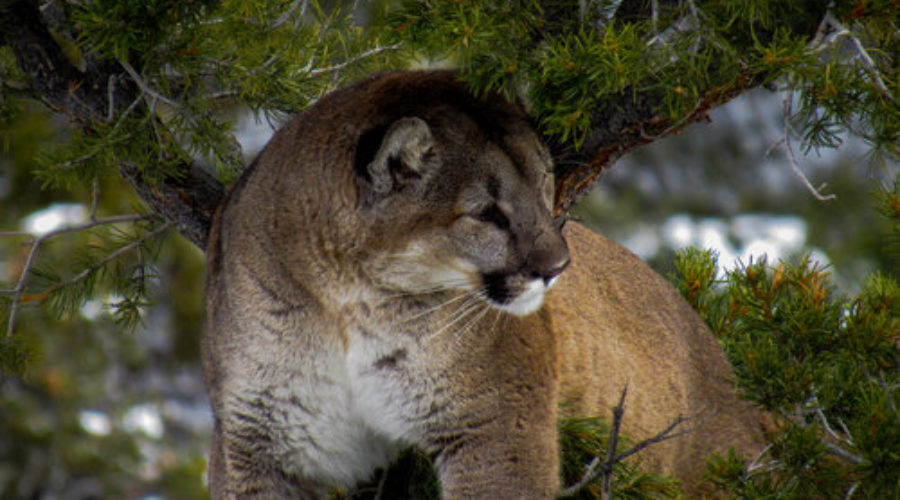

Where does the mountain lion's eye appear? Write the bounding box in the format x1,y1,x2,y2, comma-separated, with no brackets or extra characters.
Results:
476,205,510,230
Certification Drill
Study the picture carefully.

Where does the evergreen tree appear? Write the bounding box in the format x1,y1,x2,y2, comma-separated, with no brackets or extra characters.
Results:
1,0,896,497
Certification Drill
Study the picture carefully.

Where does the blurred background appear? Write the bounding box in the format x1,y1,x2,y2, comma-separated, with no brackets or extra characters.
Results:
1,83,896,498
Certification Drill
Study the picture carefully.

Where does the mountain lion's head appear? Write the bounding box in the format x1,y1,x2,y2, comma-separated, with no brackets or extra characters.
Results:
352,86,569,316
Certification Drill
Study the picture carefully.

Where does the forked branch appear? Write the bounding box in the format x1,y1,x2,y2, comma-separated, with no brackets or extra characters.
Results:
559,384,694,498
0,215,162,337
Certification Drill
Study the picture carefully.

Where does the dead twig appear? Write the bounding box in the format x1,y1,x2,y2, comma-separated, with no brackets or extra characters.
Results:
559,384,693,498
600,383,629,500
307,45,401,78
824,442,865,465
119,61,179,108
770,90,837,201
269,0,309,30
373,467,388,500
815,13,894,102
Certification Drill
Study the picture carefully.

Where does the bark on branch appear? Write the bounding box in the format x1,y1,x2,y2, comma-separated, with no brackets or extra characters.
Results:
547,74,760,215
1,0,221,249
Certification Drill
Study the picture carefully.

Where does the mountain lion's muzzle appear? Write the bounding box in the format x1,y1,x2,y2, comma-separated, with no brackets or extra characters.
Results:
481,218,570,316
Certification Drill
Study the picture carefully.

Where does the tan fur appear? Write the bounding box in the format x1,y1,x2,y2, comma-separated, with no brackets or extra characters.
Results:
551,223,766,489
203,70,765,499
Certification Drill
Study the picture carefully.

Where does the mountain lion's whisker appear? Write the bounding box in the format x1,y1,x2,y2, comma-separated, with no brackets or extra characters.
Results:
448,303,491,343
399,290,476,323
427,297,485,341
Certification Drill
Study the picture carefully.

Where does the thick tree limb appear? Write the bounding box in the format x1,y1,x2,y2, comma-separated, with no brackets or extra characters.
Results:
0,0,131,122
120,163,224,249
1,0,824,248
1,0,220,249
548,71,761,215
545,0,827,214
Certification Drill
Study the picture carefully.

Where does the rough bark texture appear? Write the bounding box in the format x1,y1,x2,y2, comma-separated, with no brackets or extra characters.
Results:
119,163,224,249
0,0,131,122
1,0,822,248
546,72,761,215
541,0,826,215
1,0,222,249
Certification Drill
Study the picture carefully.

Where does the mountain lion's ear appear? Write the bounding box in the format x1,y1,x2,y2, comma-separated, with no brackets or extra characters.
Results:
357,117,435,205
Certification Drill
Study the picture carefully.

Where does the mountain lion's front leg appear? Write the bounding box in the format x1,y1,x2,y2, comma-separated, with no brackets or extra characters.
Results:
431,315,561,499
434,405,560,499
208,422,320,499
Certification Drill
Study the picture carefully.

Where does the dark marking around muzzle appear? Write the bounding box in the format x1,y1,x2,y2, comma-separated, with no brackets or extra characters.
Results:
482,272,514,304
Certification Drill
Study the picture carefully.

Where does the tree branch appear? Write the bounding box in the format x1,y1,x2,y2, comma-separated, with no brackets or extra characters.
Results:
0,0,221,249
772,90,836,201
2,0,828,247
548,0,828,214
0,214,150,337
119,162,224,250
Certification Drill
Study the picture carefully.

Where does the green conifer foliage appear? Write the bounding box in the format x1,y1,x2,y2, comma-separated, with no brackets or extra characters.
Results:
384,0,896,159
1,0,898,496
671,192,899,497
1,0,404,359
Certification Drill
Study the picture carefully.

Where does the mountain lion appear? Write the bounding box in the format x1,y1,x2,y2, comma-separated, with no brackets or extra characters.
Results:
203,70,765,498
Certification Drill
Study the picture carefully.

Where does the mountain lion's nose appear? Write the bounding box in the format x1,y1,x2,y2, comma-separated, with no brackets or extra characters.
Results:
522,216,570,284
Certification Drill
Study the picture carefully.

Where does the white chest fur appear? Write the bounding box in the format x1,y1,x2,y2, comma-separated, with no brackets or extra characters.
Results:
346,328,425,443
264,320,427,488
